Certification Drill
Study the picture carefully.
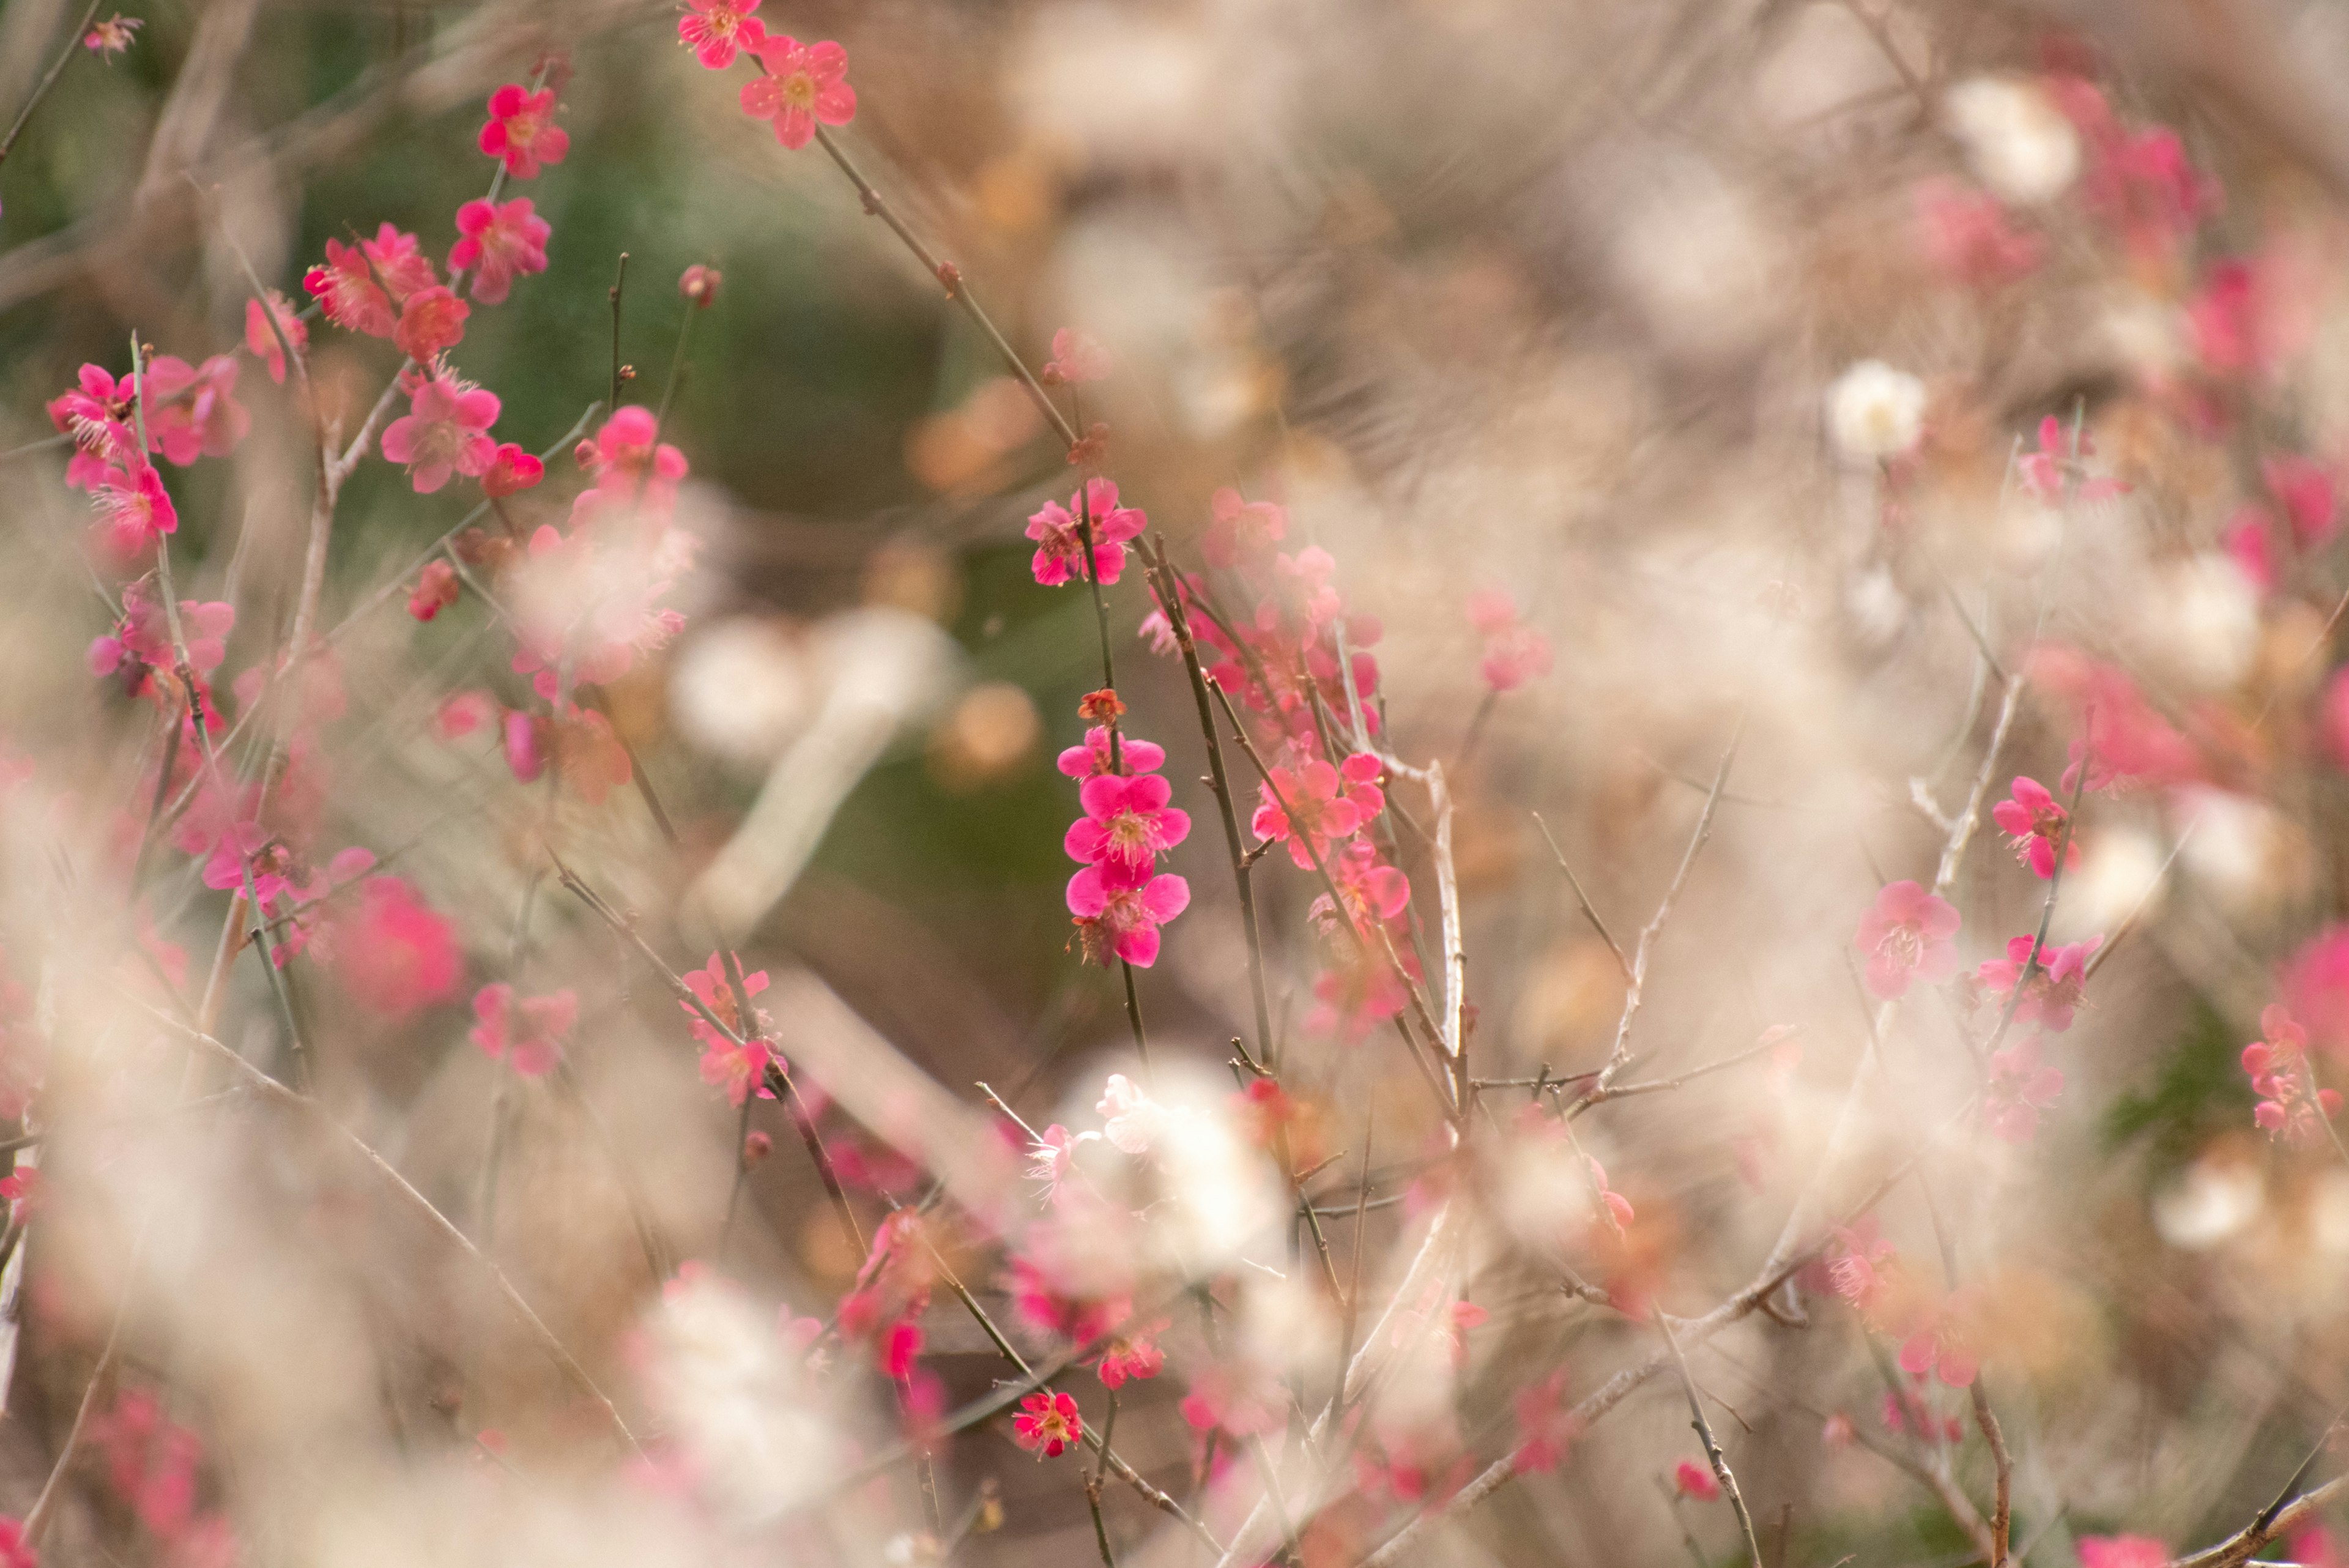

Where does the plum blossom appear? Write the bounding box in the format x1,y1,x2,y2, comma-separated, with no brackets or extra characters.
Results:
479,85,568,178
89,583,233,697
2280,926,2349,1055
1986,1036,2065,1142
1827,1223,1898,1320
1466,590,1554,693
1042,328,1111,386
393,287,469,363
1943,77,2080,204
679,264,723,305
1252,753,1384,870
1027,1124,1088,1194
740,36,855,149
243,291,307,385
380,366,499,493
1512,1370,1581,1474
1027,477,1146,587
1975,935,2099,1032
1057,725,1163,779
1011,1391,1082,1458
681,953,777,1105
2243,1006,2340,1145
1202,487,1286,568
1096,1321,1166,1389
1096,1074,1168,1156
1992,776,2078,879
1827,360,1927,461
470,983,577,1077
449,198,551,305
678,0,766,69
2077,1537,2169,1568
1674,1459,1720,1501
1067,859,1189,967
91,462,177,557
304,225,437,338
1915,179,2042,287
48,363,136,489
85,14,140,56
2265,455,2338,550
335,875,462,1019
140,354,248,466
1855,880,1961,999
481,442,544,497
1064,772,1190,871
1898,1293,1980,1388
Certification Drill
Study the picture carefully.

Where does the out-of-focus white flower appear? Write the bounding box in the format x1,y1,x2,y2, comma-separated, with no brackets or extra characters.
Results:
2147,555,2262,693
1943,78,2080,204
1844,563,1909,647
1097,1072,1168,1155
670,617,813,767
1827,361,1926,460
2174,787,2282,911
2153,1157,2263,1250
2057,826,2167,943
642,1268,836,1524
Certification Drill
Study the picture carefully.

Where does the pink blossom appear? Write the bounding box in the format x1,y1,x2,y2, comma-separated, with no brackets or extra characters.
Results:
1042,328,1111,386
1312,838,1412,939
91,461,177,557
2188,259,2270,378
1252,752,1384,869
1827,1223,1897,1320
1095,1073,1167,1155
679,264,723,306
2243,1006,2340,1144
1202,487,1286,569
1986,1036,2065,1142
1027,1124,1086,1193
393,287,469,363
380,367,500,493
1855,880,1961,1000
2288,1525,2343,1568
140,355,248,466
1012,1390,1082,1458
435,690,497,741
84,14,139,56
2225,505,2277,595
680,953,778,1105
570,404,689,524
1065,772,1191,871
335,876,462,1019
449,198,552,306
2077,1537,2170,1568
2281,926,2349,1055
303,225,437,338
408,561,458,626
678,0,766,69
1511,1369,1582,1474
1976,935,2099,1032
1898,1295,1980,1388
1674,1459,1720,1501
2265,455,2338,549
1991,775,2077,879
1466,590,1554,693
1027,477,1146,587
1056,725,1164,778
1915,177,2042,287
2028,647,2201,792
1305,954,1410,1042
89,582,234,691
470,983,577,1077
1179,1363,1285,1439
481,442,544,497
0,1167,42,1225
740,37,855,150
243,290,308,385
48,363,136,489
479,85,568,178
1067,860,1189,968
1096,1318,1167,1389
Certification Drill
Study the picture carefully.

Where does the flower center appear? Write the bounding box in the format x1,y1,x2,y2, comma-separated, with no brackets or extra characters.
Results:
1877,924,1924,970
782,70,817,109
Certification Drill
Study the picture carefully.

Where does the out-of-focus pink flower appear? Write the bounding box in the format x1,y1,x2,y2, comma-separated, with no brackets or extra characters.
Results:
2281,927,2349,1056
243,290,308,385
407,560,459,623
1976,935,2099,1032
0,1167,40,1225
304,225,437,338
2029,646,2202,793
380,367,500,493
479,85,569,178
141,355,249,466
1898,1295,1980,1388
0,1514,31,1568
1012,1391,1082,1458
1252,753,1383,870
1511,1369,1581,1474
1095,1072,1167,1156
569,404,690,526
2244,1005,2341,1144
1097,1319,1166,1389
1042,328,1111,387
1179,1362,1285,1439
678,0,766,69
85,14,140,56
1067,860,1189,967
2265,455,2338,549
1313,838,1412,941
740,36,855,149
1827,1223,1897,1320
678,264,722,306
1057,725,1163,779
2188,260,2270,379
449,198,552,306
2225,504,2278,595
1674,1459,1720,1501
88,582,234,690
393,287,469,363
1065,771,1190,872
680,952,778,1105
2287,1525,2344,1568
435,691,497,741
1992,775,2077,879
1027,1124,1089,1194
1203,487,1286,569
1027,477,1147,587
2077,1536,2170,1568
1856,880,1961,1000
1305,954,1409,1042
91,461,177,557
1466,590,1554,693
1986,1036,2065,1141
470,983,577,1077
335,876,462,1019
481,442,544,497
1915,178,2043,287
